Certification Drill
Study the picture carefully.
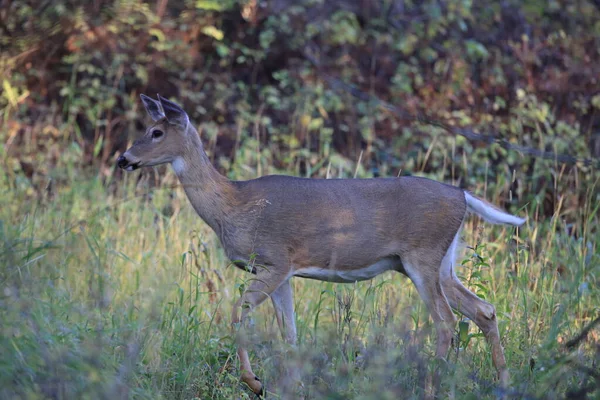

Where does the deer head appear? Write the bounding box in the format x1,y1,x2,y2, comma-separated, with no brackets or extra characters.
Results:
117,94,192,171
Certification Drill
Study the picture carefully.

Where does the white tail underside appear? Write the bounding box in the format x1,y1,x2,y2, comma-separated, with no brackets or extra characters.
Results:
464,192,526,226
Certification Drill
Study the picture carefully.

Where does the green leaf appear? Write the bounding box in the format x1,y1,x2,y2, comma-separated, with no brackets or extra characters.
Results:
308,117,323,131
181,252,187,267
93,136,103,157
465,39,489,61
2,79,23,107
149,28,165,42
591,94,600,109
196,0,225,11
459,320,470,344
201,26,224,41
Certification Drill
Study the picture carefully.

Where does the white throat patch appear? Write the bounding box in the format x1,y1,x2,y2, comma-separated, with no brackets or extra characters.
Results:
172,157,186,175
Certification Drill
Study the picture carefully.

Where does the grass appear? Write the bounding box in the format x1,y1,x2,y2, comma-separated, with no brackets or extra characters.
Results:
0,151,598,399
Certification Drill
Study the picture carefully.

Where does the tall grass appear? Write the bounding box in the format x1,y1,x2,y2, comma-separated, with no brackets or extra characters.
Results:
0,148,598,399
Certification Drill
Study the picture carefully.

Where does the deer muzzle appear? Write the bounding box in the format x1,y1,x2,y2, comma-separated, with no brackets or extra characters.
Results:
117,155,140,171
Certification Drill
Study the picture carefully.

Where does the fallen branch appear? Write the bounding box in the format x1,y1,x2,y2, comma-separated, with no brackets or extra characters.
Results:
565,315,600,350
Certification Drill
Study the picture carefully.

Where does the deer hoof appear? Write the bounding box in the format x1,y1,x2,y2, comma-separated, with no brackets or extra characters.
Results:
242,373,263,397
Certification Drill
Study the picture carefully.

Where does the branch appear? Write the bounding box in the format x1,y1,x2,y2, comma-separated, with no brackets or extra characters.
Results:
565,315,600,350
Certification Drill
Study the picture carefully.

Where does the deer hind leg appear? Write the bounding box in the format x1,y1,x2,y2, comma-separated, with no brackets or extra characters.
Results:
232,265,291,396
443,277,509,384
404,254,457,360
440,235,509,385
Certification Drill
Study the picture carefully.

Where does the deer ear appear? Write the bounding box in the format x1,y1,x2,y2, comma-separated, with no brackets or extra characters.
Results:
157,95,189,129
140,94,165,121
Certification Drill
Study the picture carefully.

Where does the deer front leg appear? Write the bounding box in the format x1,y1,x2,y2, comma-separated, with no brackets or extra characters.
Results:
231,265,291,396
404,256,457,398
270,279,304,396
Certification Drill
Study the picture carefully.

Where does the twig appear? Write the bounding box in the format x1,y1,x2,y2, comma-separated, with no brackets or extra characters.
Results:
565,315,600,350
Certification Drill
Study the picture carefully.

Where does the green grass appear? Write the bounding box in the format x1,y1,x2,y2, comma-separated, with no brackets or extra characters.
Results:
0,160,598,400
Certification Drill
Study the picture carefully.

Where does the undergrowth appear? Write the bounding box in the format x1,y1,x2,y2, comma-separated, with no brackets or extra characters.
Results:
0,143,598,399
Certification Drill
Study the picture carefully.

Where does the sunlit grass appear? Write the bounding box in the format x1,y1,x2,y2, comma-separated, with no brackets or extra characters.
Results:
0,156,598,399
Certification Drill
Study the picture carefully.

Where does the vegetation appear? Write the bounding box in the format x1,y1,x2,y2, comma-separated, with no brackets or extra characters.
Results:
1,0,598,398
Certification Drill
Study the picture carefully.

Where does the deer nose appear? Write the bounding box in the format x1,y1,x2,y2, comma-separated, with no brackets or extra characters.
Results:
117,155,128,169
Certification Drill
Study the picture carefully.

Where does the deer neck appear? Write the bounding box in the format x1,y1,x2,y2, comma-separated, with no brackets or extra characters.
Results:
172,129,237,234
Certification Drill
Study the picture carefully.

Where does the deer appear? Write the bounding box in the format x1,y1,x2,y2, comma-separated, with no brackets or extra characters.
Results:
117,94,526,397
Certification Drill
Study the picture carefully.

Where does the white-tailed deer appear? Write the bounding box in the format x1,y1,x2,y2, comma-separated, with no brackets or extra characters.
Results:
118,94,526,396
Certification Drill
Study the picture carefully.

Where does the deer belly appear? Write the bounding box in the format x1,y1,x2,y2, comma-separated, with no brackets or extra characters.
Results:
294,258,397,283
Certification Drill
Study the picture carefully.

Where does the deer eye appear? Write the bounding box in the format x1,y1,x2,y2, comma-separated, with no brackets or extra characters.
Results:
151,129,164,139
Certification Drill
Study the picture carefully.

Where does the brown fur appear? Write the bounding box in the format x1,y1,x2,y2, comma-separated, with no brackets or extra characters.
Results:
230,174,466,272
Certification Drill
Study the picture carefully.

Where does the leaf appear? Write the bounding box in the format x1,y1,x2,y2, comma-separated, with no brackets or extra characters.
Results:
237,282,246,296
93,136,103,157
181,252,187,267
591,94,600,110
201,26,224,41
398,34,419,55
330,11,361,45
465,39,489,61
459,320,470,344
2,80,18,107
308,117,323,131
215,43,230,58
259,29,275,50
197,0,236,11
149,28,165,42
